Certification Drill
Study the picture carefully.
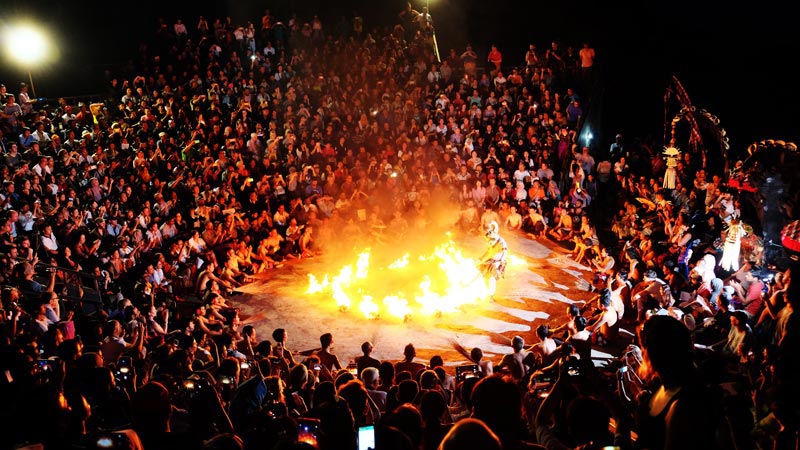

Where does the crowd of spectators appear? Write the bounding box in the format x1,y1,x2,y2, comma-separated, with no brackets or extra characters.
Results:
0,5,799,450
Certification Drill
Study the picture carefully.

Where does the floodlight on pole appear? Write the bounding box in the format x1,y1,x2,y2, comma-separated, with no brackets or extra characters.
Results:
3,23,51,98
422,0,441,62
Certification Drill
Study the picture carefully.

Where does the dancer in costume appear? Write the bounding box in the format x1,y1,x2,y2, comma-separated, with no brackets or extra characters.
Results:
662,147,680,190
719,218,745,272
479,221,508,299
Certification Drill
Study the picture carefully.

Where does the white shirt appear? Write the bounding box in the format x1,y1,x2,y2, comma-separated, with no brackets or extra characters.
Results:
148,268,168,286
160,222,177,240
32,130,51,143
187,235,207,254
41,233,58,252
19,91,34,114
18,211,36,232
147,229,163,246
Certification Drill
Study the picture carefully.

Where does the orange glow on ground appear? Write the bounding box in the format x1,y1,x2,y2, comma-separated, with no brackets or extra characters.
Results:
306,237,509,321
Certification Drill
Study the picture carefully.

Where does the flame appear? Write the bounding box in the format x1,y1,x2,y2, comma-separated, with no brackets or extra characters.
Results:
383,295,411,320
306,274,330,294
355,251,370,278
508,254,526,267
306,237,511,320
389,254,409,269
359,295,379,319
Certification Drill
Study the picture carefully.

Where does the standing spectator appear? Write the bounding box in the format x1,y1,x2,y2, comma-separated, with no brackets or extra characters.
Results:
18,83,37,116
1,94,22,135
487,45,503,73
578,42,596,87
545,41,564,74
525,44,539,69
174,18,188,45
566,99,583,128
460,44,478,77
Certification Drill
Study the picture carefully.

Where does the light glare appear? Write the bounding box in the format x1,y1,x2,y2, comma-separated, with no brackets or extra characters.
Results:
5,24,48,65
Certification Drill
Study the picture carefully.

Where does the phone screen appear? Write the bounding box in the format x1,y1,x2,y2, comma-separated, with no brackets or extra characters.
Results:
298,417,321,449
456,364,480,382
357,425,375,450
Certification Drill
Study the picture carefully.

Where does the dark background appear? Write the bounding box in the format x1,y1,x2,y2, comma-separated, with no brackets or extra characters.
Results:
0,0,796,157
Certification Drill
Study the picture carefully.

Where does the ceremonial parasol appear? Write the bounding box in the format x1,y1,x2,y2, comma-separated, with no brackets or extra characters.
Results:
781,219,800,253
636,197,656,210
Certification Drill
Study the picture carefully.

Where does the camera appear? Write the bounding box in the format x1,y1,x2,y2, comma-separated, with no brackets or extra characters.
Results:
358,424,375,450
37,359,53,372
182,375,208,393
94,432,128,449
347,363,358,376
298,417,321,449
455,364,480,382
114,364,132,384
561,354,582,377
264,400,286,419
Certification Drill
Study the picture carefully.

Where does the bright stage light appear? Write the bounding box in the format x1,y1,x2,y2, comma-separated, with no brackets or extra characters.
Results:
583,129,594,146
3,22,55,98
4,24,49,65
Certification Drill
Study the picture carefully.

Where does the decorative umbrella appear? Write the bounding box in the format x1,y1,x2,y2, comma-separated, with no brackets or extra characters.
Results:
781,219,800,253
636,197,656,211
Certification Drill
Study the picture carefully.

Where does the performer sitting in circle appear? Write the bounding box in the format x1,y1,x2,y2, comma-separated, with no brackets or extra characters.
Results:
479,221,508,300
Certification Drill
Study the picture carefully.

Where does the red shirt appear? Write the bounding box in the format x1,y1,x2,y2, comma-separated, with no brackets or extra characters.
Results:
488,49,502,68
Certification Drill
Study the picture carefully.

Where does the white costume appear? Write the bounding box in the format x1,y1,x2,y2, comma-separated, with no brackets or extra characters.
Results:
719,222,745,272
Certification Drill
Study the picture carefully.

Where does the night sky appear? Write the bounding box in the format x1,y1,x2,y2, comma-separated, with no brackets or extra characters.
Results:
0,0,796,156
